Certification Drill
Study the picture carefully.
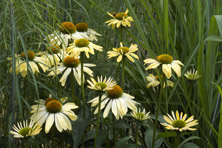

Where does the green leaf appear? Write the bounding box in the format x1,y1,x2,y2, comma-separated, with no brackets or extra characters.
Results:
178,136,200,148
157,131,177,139
215,84,222,148
181,143,199,148
145,127,164,148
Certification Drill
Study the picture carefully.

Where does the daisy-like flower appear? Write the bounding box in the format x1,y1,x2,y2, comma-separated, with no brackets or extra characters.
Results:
107,42,139,62
9,50,49,77
131,108,150,121
146,74,174,88
48,55,96,86
10,120,42,138
144,54,184,79
87,76,116,91
161,110,198,132
76,22,102,41
88,85,139,120
67,38,103,59
105,9,133,28
47,22,90,49
184,69,201,80
30,98,78,133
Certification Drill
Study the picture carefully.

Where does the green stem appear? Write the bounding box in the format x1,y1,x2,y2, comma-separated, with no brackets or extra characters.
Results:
70,70,76,103
151,78,164,148
80,53,85,148
121,56,125,89
113,114,116,148
120,27,123,42
51,128,55,148
94,93,102,148
80,53,86,118
175,133,180,148
135,125,138,148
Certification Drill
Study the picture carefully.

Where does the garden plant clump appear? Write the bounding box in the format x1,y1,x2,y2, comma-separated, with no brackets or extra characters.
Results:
0,0,222,148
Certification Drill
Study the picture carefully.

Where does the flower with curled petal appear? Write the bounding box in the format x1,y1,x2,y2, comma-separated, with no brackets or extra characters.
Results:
88,85,139,120
144,54,184,79
146,74,174,88
184,69,201,80
131,108,150,121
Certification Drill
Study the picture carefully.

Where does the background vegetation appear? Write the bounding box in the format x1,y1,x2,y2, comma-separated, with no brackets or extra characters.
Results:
0,0,222,147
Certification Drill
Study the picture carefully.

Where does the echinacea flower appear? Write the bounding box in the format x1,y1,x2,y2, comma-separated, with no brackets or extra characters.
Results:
48,55,96,86
10,120,42,138
47,22,90,49
144,54,184,79
87,76,116,91
9,50,49,77
76,22,102,41
161,110,198,132
88,85,139,120
30,98,78,133
107,42,139,62
184,69,201,80
131,108,150,121
146,74,174,88
105,9,133,28
67,38,103,59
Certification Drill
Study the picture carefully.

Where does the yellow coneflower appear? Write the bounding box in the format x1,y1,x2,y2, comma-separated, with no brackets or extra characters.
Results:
48,55,96,86
146,74,174,88
184,69,201,80
87,76,116,91
30,98,78,133
107,42,139,62
105,9,133,28
131,108,150,121
161,110,198,132
144,54,184,79
88,85,139,120
67,38,103,59
76,22,102,41
10,120,42,138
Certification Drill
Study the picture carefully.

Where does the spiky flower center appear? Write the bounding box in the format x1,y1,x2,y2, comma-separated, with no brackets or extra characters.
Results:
18,127,31,137
75,39,89,47
63,56,80,68
76,22,88,32
20,51,35,61
95,82,107,90
59,22,76,34
47,45,60,54
157,54,173,64
172,120,186,128
45,98,56,105
107,85,123,99
117,47,129,54
136,112,145,119
155,75,164,80
115,12,128,20
46,99,62,113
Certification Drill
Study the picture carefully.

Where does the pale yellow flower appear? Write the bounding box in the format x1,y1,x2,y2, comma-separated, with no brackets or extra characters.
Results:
184,69,201,80
105,9,133,28
144,54,184,79
107,42,139,62
31,98,78,133
87,76,116,91
9,51,49,77
131,108,150,121
161,111,198,132
47,22,90,49
10,120,42,138
146,74,174,88
88,85,139,120
48,56,96,86
67,38,103,59
76,22,102,41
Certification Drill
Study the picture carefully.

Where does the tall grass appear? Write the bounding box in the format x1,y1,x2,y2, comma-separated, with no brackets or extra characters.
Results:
0,0,221,147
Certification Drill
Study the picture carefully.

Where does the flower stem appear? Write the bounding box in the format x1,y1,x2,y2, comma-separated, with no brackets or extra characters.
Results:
80,53,86,118
121,56,125,89
94,93,102,148
175,133,180,148
70,70,76,102
112,114,116,148
151,78,164,148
